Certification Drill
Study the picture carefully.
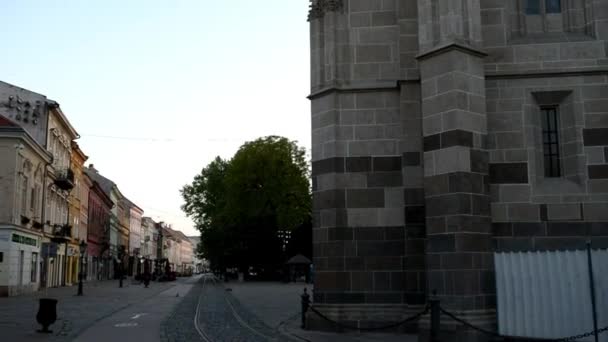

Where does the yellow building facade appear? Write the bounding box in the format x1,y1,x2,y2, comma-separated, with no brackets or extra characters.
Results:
66,142,87,285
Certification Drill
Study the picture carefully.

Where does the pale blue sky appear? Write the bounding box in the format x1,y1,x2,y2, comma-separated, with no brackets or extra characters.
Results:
1,1,312,235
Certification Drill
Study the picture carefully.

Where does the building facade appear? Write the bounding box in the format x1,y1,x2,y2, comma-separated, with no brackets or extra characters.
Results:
141,217,158,273
308,0,608,337
85,165,121,278
117,199,129,274
126,200,143,276
43,103,79,288
0,116,52,296
80,171,93,280
175,230,193,275
141,217,155,259
86,178,113,281
66,142,88,285
188,236,206,273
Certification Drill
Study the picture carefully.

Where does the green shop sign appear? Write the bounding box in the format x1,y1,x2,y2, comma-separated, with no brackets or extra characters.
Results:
12,233,37,247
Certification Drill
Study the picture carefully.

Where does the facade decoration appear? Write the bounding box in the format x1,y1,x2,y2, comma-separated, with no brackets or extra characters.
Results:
308,0,343,21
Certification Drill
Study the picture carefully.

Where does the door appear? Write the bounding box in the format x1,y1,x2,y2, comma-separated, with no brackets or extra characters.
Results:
18,250,24,286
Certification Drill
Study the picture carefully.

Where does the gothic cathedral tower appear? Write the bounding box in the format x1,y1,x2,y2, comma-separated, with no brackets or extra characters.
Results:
309,0,608,340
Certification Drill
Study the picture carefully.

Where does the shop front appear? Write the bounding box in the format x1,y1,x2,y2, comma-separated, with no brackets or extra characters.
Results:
41,241,66,288
0,226,43,296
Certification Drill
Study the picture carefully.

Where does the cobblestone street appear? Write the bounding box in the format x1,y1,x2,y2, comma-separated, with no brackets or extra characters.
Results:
1,275,414,342
162,276,295,342
162,276,412,342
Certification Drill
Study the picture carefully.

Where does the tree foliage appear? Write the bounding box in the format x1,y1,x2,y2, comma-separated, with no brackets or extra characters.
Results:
181,136,311,271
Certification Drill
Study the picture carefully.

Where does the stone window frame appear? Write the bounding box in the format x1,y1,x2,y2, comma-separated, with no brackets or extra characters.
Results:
508,0,595,41
525,90,586,195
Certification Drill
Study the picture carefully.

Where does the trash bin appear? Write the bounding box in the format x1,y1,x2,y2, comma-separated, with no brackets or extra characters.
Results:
36,298,58,333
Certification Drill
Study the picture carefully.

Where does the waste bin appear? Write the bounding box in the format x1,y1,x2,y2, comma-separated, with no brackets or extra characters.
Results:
36,298,58,333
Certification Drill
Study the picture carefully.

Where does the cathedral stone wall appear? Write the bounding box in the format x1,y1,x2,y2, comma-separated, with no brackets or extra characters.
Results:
308,0,608,338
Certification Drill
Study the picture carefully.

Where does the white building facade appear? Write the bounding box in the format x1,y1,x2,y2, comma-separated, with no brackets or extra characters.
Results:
0,116,52,296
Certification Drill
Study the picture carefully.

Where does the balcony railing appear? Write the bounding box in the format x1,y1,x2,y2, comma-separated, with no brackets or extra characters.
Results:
50,224,71,243
54,168,75,191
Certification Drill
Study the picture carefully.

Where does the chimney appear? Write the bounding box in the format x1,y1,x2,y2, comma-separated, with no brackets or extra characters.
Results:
88,163,97,172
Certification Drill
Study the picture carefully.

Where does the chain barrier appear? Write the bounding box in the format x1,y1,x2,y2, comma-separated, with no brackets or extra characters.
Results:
554,325,608,342
307,305,429,332
440,305,608,342
439,307,502,338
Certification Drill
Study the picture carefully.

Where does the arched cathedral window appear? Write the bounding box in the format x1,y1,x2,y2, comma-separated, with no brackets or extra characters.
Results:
509,0,594,38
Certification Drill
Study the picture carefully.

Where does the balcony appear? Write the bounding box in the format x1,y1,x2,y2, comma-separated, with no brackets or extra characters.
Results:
50,224,71,244
54,168,75,191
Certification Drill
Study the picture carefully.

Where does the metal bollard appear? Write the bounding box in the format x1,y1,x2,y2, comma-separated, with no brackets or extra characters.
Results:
429,291,440,342
301,288,310,329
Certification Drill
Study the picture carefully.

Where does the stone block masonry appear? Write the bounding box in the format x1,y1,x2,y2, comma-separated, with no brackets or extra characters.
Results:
308,0,608,339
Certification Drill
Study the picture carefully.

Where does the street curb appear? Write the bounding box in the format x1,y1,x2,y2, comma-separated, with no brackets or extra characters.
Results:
276,316,313,342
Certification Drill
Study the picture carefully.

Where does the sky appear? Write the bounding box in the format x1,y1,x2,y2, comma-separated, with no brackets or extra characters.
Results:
0,1,312,236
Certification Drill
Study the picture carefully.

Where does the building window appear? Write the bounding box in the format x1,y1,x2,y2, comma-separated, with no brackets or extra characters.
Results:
31,252,38,282
21,176,28,215
34,184,41,214
545,0,561,13
541,107,561,178
526,0,561,14
526,0,541,14
30,187,36,211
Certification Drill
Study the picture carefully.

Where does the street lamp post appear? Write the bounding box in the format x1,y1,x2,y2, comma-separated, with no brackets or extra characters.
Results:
77,240,87,296
117,259,123,288
117,246,125,288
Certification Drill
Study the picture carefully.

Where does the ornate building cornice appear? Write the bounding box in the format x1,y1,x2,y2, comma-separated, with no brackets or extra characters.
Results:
308,0,344,21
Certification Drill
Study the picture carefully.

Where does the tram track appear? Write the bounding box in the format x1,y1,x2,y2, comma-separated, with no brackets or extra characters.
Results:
193,275,295,341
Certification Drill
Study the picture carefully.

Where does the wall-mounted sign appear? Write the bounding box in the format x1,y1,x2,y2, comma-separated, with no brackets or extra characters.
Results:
12,233,37,247
67,246,77,256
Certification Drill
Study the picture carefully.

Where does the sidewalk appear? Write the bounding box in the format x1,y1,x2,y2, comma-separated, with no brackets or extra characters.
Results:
0,279,177,342
226,281,417,342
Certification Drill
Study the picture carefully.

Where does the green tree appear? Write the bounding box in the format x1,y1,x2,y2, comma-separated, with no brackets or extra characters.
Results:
225,136,310,231
181,136,311,273
181,156,228,229
181,157,231,270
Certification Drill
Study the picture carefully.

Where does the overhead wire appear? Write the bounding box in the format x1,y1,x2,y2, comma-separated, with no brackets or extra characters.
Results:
79,134,248,143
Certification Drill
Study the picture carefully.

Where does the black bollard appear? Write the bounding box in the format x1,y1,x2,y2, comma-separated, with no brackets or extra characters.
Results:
301,288,310,329
36,298,58,333
429,291,440,342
